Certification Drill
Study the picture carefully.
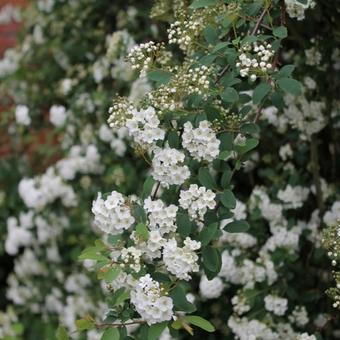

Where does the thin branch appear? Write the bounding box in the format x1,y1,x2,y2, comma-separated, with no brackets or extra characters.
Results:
96,320,146,329
310,135,325,215
251,7,268,36
253,104,263,123
152,181,161,199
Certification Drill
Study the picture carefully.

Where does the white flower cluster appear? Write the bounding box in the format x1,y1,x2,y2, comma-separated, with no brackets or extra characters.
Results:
323,201,340,227
15,105,31,126
126,106,165,149
283,92,326,140
277,185,310,209
168,19,201,52
128,77,152,104
120,246,142,272
297,334,316,340
231,294,251,315
127,41,164,75
130,274,173,325
179,184,216,220
49,105,67,127
151,147,190,188
92,191,135,234
199,275,224,299
144,198,178,235
98,124,127,157
18,168,77,210
289,306,309,327
106,30,135,60
0,48,19,77
182,121,220,162
250,187,284,228
261,226,301,254
0,4,21,24
228,316,279,340
108,98,135,129
5,214,33,255
163,237,201,280
219,250,278,288
56,145,103,180
147,64,212,111
285,0,316,21
264,294,288,316
237,42,274,81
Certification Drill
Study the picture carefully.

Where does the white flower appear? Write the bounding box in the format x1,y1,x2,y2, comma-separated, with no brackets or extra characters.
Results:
182,121,220,162
126,106,165,149
130,274,173,325
15,105,31,126
5,216,33,255
296,333,316,340
323,201,340,227
92,191,134,234
163,237,200,280
49,105,67,127
264,294,288,316
199,275,224,299
151,147,190,188
284,0,315,21
277,185,309,209
179,184,216,220
144,198,178,235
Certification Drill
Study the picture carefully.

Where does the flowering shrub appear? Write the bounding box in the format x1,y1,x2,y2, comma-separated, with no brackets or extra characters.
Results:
0,0,339,339
75,0,340,338
0,0,154,337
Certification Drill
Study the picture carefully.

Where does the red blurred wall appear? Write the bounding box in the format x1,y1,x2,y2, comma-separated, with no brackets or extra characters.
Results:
0,0,26,56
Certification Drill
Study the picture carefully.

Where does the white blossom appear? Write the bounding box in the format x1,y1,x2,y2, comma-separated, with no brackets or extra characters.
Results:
130,274,173,325
182,121,220,162
92,191,135,234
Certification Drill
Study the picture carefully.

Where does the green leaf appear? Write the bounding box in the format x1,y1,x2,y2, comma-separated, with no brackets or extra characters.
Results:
276,64,295,78
219,132,233,151
221,169,232,188
148,322,168,340
221,87,239,103
147,70,172,84
253,82,271,104
220,190,236,209
277,77,302,95
101,328,120,340
76,318,94,331
218,150,232,160
104,267,121,283
79,248,108,262
142,176,155,199
199,222,219,246
235,138,259,155
168,131,180,148
176,212,192,238
56,326,69,340
189,0,217,9
136,223,149,241
170,285,196,312
225,220,250,233
212,42,228,53
204,26,218,45
198,168,217,190
185,316,215,333
240,123,260,135
202,246,221,273
242,35,257,45
273,26,288,38
112,288,130,306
